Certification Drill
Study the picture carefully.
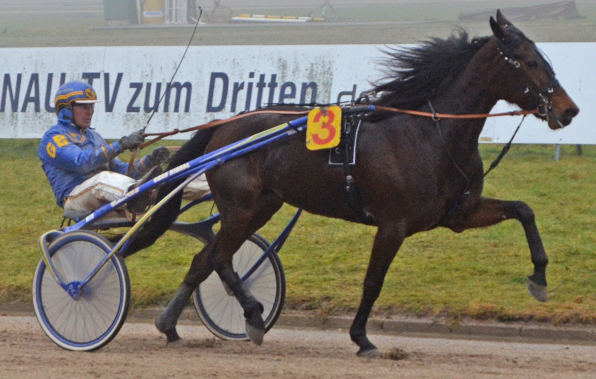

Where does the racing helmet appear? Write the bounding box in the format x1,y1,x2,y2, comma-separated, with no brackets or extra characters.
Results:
54,81,101,123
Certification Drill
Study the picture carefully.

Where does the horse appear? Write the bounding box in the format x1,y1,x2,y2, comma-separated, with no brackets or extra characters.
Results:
125,11,579,357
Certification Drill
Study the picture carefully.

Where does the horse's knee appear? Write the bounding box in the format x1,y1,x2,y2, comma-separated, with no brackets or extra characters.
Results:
512,201,535,224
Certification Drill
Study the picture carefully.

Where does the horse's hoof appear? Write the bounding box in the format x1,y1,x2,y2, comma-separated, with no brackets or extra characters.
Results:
155,316,181,342
166,329,181,343
527,278,548,302
157,326,181,343
357,347,381,358
245,322,265,346
243,301,265,345
165,338,187,348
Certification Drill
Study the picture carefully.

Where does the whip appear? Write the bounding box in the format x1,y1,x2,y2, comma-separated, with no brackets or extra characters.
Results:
127,7,203,175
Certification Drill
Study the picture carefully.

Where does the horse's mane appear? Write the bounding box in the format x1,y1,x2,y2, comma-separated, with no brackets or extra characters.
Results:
371,29,491,110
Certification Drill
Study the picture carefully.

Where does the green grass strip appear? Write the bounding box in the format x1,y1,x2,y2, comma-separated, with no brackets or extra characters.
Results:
2,140,596,323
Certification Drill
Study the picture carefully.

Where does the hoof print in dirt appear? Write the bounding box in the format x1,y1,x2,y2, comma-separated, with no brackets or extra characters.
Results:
382,348,409,361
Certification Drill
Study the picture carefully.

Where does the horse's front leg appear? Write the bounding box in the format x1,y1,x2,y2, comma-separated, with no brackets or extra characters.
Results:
446,196,548,302
350,220,405,358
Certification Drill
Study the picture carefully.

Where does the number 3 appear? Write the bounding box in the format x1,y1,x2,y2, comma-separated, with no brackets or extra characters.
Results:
312,109,336,145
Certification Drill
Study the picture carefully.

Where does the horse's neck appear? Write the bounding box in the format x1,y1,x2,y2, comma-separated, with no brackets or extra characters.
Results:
431,46,501,152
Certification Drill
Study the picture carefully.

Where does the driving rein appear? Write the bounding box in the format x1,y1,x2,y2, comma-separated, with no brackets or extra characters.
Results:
138,106,538,150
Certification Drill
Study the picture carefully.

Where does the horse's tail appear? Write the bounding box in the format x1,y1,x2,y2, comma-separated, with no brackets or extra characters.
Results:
123,127,218,256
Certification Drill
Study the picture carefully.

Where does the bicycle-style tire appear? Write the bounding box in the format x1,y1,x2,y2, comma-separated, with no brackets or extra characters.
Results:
32,230,130,351
192,234,285,341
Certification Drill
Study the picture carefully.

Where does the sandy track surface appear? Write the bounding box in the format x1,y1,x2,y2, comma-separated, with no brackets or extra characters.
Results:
2,315,596,379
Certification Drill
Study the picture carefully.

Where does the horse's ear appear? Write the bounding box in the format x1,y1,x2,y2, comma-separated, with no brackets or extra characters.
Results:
496,9,513,27
490,16,505,41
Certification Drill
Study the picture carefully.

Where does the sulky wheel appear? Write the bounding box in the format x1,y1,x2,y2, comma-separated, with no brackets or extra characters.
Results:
32,230,130,351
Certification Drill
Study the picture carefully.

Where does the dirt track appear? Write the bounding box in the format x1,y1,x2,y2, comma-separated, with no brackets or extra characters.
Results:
2,315,596,379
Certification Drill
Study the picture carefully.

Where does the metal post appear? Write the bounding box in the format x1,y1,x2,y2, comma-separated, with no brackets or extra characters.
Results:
165,0,170,24
554,144,561,161
136,0,142,25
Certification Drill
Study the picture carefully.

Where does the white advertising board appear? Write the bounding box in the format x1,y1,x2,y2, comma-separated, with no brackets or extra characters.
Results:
0,43,593,143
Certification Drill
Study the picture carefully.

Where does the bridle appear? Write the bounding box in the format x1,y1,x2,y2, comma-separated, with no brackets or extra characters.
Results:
495,25,562,127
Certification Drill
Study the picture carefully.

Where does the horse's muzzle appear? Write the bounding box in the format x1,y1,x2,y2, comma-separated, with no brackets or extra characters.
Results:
545,105,579,130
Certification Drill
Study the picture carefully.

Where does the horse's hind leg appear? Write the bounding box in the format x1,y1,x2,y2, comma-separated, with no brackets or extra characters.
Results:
208,197,284,345
446,197,549,302
350,220,406,357
155,242,214,343
155,233,261,344
155,196,282,344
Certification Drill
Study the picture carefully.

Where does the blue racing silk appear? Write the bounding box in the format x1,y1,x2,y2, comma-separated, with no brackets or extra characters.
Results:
38,121,152,207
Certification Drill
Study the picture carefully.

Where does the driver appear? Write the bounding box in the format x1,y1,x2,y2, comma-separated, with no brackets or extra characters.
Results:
38,80,169,214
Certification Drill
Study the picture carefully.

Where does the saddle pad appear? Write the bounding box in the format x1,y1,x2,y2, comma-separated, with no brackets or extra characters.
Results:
328,118,361,166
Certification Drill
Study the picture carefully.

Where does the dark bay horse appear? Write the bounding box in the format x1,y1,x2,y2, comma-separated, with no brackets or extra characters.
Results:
126,11,579,357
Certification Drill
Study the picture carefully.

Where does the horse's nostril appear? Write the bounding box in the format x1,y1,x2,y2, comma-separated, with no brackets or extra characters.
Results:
559,107,579,126
566,107,580,119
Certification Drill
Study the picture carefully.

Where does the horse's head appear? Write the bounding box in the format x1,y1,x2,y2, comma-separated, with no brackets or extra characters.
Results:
489,10,579,129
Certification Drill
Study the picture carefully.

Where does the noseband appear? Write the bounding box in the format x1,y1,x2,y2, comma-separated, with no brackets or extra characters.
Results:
496,28,559,123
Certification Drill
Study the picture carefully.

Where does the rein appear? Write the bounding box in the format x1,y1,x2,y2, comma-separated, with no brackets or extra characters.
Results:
130,103,538,176
374,105,538,119
138,105,538,150
429,107,527,230
139,109,311,149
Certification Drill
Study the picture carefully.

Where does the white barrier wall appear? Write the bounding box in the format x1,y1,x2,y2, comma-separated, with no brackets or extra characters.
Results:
0,43,593,143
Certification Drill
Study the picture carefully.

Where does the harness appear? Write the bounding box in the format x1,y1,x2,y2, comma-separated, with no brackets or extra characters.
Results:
332,115,375,225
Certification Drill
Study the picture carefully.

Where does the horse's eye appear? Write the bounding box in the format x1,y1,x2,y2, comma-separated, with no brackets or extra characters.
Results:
527,61,538,68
